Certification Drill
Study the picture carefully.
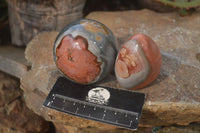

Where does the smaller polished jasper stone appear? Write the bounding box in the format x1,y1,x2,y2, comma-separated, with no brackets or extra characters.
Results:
115,34,162,90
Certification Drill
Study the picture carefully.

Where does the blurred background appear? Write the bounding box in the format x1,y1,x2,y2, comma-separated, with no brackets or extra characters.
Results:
0,0,177,47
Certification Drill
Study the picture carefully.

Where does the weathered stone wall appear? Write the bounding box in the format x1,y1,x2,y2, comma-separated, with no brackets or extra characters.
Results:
7,0,86,46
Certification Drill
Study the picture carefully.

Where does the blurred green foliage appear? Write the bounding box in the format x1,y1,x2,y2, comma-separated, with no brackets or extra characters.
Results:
152,126,162,133
154,0,200,8
0,0,8,21
154,0,200,16
0,0,6,5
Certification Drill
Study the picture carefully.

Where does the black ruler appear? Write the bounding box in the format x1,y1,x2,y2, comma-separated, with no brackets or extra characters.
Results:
43,77,145,130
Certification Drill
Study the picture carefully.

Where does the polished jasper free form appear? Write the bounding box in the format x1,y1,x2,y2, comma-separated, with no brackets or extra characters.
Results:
54,19,118,84
115,34,162,90
53,19,161,90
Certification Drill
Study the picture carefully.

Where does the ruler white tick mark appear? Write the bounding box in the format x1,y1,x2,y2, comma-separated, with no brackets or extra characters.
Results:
102,114,106,120
47,102,51,106
75,108,79,113
129,120,133,127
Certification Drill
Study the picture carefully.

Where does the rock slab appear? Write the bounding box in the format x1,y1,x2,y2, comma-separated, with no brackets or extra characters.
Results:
0,71,50,133
0,46,28,78
21,9,200,130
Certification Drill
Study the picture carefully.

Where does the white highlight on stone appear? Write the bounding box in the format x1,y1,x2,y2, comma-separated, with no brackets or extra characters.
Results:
73,42,81,49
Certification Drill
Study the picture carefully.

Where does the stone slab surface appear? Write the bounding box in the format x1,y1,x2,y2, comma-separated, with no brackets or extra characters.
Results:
21,9,200,130
0,71,50,133
0,46,29,78
56,122,200,133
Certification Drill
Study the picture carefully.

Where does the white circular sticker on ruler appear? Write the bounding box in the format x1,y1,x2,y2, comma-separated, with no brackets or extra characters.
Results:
86,87,110,105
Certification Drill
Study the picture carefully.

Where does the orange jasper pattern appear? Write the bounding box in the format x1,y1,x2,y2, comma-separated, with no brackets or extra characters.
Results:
116,47,145,78
80,20,109,35
54,19,117,84
56,35,101,84
115,34,162,90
